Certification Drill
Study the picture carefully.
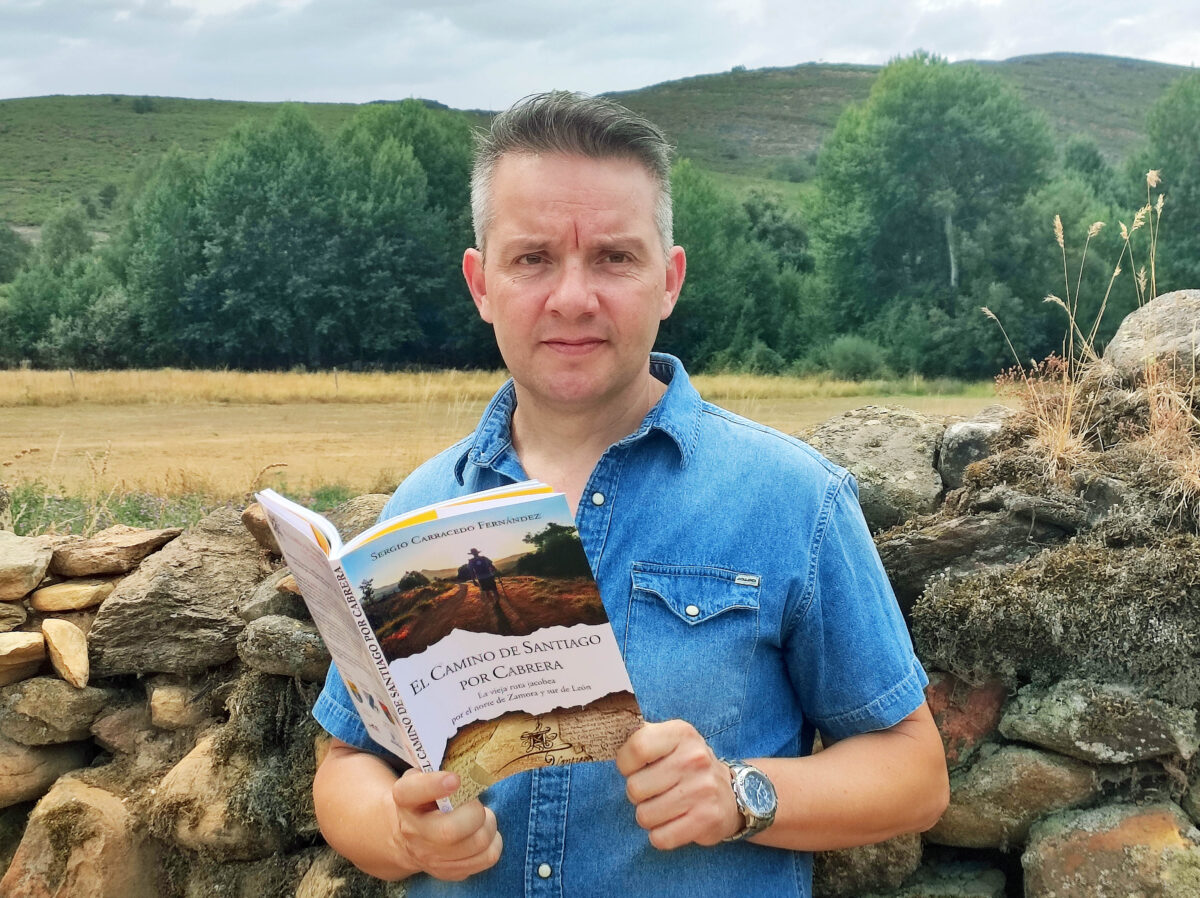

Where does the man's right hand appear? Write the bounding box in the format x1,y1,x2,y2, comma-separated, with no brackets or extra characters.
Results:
388,770,503,882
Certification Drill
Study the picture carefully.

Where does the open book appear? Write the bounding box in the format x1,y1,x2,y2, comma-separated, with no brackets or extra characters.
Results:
256,482,642,809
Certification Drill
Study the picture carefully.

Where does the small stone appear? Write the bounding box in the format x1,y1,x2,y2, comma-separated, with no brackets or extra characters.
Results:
1023,801,1200,898
241,502,282,555
926,672,1008,769
1000,679,1200,764
0,632,45,686
863,860,1007,897
938,406,1013,490
50,524,182,577
814,831,922,897
238,567,309,622
237,615,330,682
927,745,1103,849
0,532,52,602
0,602,27,633
29,577,117,612
42,618,90,688
149,682,215,731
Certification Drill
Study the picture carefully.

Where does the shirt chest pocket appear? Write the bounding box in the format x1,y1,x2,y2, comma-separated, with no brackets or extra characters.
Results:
624,563,761,738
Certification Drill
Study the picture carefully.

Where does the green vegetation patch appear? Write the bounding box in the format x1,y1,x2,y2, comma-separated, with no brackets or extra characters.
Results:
912,533,1200,704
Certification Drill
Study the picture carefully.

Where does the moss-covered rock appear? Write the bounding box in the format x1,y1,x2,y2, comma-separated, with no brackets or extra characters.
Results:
912,535,1200,704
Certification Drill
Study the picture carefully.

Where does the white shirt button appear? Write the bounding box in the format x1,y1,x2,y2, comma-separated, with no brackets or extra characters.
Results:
591,492,605,506
685,604,701,618
537,863,552,879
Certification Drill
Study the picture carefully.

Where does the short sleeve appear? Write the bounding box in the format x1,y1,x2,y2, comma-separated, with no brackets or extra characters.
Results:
786,474,928,742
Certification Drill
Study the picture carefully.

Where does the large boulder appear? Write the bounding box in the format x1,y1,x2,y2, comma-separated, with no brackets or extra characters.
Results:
0,677,116,745
0,531,52,601
237,615,330,682
88,508,263,676
1023,801,1200,897
0,777,161,898
913,534,1200,703
801,406,945,531
876,511,1064,616
151,732,288,861
0,735,92,809
926,745,1104,849
1104,288,1200,377
1000,680,1199,764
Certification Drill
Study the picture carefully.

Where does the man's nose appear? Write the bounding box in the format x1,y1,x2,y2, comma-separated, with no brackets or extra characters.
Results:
546,259,599,317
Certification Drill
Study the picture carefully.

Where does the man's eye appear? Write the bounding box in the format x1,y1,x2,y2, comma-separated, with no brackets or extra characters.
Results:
517,254,544,265
604,252,632,264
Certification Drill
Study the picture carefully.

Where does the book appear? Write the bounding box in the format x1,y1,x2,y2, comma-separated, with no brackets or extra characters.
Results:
255,482,643,810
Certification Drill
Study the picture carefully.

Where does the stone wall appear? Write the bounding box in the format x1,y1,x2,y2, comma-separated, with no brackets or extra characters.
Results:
1,291,1197,897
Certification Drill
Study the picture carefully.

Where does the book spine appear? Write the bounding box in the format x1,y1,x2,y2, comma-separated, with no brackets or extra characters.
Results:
332,561,438,780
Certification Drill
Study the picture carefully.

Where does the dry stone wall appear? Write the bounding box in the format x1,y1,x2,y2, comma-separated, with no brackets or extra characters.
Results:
0,293,1198,896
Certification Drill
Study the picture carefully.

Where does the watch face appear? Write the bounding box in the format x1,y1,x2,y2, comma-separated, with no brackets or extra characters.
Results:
741,769,777,817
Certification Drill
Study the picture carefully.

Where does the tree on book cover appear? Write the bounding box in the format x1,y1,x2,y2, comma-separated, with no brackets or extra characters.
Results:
256,484,642,808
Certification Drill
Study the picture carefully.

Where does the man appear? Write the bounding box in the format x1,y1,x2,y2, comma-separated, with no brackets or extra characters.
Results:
312,91,949,896
466,548,500,599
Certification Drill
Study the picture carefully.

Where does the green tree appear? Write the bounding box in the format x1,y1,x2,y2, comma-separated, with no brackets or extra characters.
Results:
517,523,591,577
1144,71,1200,291
0,224,30,284
812,53,1054,336
660,161,821,370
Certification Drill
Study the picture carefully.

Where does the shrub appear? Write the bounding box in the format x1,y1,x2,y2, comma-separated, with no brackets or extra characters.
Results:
824,334,888,381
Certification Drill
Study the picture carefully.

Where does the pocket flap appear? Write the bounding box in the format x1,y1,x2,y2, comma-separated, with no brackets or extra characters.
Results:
631,563,760,625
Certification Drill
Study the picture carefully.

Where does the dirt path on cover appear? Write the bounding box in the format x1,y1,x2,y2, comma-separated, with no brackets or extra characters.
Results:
377,576,605,659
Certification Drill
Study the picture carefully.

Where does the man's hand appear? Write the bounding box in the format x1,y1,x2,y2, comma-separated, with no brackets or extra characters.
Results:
615,719,743,849
387,770,503,881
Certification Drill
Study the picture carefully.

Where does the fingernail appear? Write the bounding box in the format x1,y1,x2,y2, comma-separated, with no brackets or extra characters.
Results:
442,773,458,792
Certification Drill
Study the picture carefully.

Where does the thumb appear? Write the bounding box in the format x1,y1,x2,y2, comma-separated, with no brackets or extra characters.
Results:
392,769,459,810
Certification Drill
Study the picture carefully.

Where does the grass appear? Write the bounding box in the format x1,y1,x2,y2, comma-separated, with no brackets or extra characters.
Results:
1,370,1000,536
986,168,1200,522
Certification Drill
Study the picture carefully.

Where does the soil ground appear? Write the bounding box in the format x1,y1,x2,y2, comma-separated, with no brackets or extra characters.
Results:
0,395,1004,497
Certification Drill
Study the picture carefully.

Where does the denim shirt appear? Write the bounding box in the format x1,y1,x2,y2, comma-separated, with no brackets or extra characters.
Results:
313,353,928,898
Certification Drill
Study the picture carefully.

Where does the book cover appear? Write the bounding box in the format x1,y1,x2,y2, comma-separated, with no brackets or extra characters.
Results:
257,484,643,807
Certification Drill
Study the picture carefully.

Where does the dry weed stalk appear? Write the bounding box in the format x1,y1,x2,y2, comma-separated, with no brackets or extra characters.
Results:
986,169,1195,494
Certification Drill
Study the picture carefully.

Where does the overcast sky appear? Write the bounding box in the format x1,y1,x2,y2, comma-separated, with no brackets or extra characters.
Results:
1,0,1196,110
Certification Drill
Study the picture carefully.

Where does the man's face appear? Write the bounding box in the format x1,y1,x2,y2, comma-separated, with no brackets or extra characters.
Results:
463,153,685,414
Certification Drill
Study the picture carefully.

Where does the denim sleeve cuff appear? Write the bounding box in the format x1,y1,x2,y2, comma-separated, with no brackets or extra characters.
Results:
311,687,376,753
815,660,930,743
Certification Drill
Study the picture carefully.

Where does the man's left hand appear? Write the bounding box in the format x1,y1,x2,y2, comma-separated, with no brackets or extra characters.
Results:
615,719,742,849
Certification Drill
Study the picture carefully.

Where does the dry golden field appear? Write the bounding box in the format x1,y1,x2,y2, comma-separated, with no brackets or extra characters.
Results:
0,369,1003,499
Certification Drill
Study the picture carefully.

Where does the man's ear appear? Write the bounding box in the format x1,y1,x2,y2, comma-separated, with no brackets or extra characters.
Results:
463,248,492,323
660,245,686,321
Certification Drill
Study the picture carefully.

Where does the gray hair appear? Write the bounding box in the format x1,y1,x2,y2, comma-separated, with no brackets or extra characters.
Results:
470,91,674,257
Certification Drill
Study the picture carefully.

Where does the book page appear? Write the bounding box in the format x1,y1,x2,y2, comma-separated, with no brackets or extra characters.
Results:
257,491,421,766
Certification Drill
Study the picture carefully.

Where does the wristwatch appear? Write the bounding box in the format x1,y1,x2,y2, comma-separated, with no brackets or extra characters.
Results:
720,759,777,841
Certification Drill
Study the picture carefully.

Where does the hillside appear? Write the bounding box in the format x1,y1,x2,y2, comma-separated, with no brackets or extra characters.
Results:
613,52,1193,176
0,53,1193,226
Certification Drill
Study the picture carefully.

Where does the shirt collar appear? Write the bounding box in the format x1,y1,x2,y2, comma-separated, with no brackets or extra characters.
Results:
453,352,701,483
